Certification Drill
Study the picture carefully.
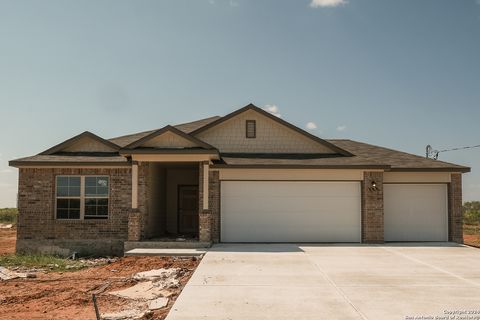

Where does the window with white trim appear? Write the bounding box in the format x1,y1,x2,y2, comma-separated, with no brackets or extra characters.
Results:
56,176,109,220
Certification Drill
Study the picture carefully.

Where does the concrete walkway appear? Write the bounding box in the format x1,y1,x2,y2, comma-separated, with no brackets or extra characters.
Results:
166,243,480,320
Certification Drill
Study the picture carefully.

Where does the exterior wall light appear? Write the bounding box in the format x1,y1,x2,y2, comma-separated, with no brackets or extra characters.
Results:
369,181,379,192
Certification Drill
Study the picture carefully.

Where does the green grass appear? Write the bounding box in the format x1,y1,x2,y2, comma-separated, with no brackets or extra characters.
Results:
0,208,18,224
0,254,87,272
464,223,480,235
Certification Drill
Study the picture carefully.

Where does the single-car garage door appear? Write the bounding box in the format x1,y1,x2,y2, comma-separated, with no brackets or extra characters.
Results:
220,181,361,243
384,184,448,242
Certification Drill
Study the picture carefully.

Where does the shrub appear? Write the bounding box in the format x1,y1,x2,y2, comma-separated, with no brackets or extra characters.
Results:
0,208,18,224
463,201,480,225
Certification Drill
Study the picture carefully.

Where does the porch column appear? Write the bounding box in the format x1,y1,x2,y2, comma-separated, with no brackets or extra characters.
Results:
128,161,141,241
131,162,138,210
199,161,212,242
202,162,209,210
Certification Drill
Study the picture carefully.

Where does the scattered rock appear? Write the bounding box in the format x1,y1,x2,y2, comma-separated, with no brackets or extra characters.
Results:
148,297,169,310
110,281,165,301
0,267,36,280
101,309,151,320
133,268,179,281
0,224,13,229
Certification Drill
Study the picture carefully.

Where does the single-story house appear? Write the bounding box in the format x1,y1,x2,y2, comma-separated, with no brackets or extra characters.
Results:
9,104,470,256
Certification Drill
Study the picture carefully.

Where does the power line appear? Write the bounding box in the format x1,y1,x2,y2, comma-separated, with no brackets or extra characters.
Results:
426,144,480,160
437,144,480,153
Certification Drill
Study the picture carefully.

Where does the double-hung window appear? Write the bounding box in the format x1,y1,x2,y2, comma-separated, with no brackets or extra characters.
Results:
56,176,109,220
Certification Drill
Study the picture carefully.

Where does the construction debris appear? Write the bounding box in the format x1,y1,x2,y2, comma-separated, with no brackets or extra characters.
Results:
105,267,183,319
101,309,151,320
0,224,13,229
0,267,36,281
148,297,169,310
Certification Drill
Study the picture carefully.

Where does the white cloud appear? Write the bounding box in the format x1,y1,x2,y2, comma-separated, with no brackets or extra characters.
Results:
310,0,347,8
229,0,239,7
263,104,282,118
336,125,347,132
208,0,215,4
305,122,317,130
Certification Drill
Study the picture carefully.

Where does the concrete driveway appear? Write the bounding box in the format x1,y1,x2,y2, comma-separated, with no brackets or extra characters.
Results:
166,243,480,320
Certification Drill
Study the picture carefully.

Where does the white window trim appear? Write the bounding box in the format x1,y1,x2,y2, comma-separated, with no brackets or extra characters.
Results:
55,175,110,220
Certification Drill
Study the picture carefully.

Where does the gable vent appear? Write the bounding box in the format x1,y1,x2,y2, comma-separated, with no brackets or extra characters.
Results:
246,120,256,138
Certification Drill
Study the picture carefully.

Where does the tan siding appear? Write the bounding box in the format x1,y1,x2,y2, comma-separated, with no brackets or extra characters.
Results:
141,131,199,148
383,172,451,183
62,136,117,152
219,169,365,181
195,109,335,153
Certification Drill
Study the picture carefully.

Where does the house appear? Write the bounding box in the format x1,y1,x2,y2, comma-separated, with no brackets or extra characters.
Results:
9,104,470,256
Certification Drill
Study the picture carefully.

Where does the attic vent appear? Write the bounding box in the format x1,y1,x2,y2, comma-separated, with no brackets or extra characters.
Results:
246,120,256,138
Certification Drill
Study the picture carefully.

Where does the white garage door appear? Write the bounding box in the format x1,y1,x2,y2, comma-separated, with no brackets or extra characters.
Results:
221,181,361,243
384,184,448,242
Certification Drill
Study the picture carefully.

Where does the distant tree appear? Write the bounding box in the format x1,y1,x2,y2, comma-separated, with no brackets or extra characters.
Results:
463,201,480,225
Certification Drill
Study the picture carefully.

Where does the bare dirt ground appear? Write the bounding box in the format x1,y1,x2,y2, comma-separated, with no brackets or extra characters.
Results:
0,229,200,320
464,224,480,248
0,228,15,255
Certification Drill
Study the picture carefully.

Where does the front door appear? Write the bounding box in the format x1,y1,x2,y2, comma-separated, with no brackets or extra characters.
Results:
178,185,199,235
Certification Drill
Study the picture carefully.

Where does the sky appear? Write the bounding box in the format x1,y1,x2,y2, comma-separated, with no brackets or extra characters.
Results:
0,0,479,207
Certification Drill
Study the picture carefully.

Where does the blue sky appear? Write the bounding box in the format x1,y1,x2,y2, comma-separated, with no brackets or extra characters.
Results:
0,0,479,207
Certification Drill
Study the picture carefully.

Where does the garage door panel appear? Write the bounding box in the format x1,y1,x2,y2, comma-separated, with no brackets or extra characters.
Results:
221,181,361,243
221,196,359,214
384,184,447,242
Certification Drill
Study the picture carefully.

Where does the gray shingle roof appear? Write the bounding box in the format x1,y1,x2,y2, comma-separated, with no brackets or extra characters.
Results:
108,116,221,147
214,139,469,172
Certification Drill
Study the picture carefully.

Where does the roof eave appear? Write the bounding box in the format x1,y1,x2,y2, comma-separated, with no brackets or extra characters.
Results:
210,164,390,170
9,160,131,168
119,149,219,155
388,167,471,173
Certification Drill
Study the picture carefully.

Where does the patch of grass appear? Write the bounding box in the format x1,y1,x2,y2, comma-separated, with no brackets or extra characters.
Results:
464,224,480,235
0,254,86,272
0,208,17,224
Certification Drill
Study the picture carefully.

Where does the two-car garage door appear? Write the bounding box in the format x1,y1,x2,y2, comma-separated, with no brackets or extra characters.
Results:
220,181,449,243
221,181,361,243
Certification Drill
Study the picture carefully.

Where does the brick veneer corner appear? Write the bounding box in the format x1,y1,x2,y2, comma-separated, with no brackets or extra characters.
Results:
449,173,463,243
362,171,384,243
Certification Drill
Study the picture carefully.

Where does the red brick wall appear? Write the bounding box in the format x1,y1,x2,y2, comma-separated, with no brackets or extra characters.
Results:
17,167,131,241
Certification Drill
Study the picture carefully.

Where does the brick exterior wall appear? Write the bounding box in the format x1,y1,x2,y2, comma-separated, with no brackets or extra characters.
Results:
209,170,220,243
16,167,131,256
362,171,384,243
448,173,463,243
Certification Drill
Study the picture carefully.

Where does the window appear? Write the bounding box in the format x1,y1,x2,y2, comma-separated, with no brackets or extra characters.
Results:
56,176,109,220
246,120,256,138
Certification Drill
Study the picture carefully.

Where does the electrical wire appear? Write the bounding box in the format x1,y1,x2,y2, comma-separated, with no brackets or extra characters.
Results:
437,144,480,153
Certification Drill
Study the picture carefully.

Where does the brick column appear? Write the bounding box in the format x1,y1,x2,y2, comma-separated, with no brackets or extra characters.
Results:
199,210,212,242
209,170,220,243
449,173,463,243
128,210,141,241
362,171,384,243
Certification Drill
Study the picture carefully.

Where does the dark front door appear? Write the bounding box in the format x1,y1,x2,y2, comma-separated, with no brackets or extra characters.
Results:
178,185,199,235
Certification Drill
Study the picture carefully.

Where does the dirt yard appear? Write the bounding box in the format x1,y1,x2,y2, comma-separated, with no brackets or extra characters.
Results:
0,228,200,320
464,224,480,248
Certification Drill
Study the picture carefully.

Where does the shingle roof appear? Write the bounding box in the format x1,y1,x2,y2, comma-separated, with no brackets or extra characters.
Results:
9,154,129,166
108,116,221,148
213,139,470,172
330,139,470,171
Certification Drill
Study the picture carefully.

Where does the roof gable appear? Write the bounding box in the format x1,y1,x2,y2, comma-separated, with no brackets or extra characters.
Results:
40,132,120,155
191,104,352,156
122,125,215,150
